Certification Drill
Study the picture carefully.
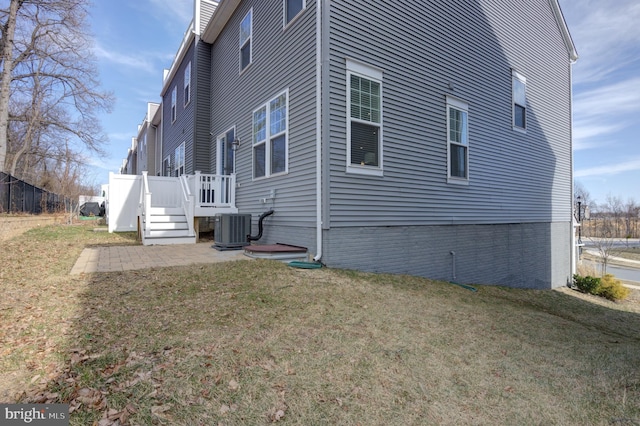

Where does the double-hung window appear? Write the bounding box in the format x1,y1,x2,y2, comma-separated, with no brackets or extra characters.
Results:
184,62,191,106
284,0,305,26
240,9,252,72
174,142,185,176
512,70,526,131
346,59,383,176
447,96,469,182
171,86,177,123
252,90,288,179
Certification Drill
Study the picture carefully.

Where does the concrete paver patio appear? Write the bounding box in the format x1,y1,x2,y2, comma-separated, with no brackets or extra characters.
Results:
70,243,248,275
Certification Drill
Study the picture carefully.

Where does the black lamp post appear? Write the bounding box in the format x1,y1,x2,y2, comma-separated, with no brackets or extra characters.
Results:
576,195,582,246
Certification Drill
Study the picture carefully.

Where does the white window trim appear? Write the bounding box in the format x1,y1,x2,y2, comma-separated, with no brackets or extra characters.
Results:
512,69,527,133
171,86,177,123
346,58,383,177
283,0,306,29
446,96,470,185
252,89,289,180
239,8,253,74
216,126,236,175
174,142,185,176
163,155,171,177
184,62,191,107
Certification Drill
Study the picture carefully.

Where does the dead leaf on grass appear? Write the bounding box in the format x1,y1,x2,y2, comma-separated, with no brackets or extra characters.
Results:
151,404,172,418
228,379,239,391
267,407,286,422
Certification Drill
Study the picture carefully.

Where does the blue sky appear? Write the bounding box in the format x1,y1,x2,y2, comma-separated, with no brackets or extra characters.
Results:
88,1,639,206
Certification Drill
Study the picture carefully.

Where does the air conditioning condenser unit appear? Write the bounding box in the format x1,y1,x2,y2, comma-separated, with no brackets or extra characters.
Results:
213,213,251,250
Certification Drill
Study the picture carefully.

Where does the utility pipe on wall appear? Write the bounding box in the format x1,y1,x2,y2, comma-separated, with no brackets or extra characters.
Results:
313,0,323,262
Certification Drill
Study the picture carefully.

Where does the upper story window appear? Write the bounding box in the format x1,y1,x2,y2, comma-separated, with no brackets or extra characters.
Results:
346,59,383,176
252,90,288,179
446,96,469,183
174,142,185,176
184,62,191,106
171,86,177,123
284,0,305,27
240,9,252,72
512,70,526,131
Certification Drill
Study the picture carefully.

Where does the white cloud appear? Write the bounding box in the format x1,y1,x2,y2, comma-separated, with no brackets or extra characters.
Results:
573,77,640,119
146,0,193,29
575,158,640,178
93,44,155,73
571,76,640,148
560,0,640,84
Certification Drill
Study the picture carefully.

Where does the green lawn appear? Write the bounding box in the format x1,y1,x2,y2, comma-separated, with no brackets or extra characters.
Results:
1,222,639,425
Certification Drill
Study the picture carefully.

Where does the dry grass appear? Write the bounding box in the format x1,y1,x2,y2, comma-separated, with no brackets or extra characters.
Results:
612,247,640,262
1,223,640,425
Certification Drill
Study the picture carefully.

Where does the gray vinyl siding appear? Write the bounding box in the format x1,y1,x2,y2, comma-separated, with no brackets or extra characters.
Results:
162,41,196,175
326,0,573,228
209,0,318,241
199,0,218,34
193,39,212,173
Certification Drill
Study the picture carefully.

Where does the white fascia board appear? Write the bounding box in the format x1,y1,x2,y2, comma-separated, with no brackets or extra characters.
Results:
549,0,578,62
160,22,195,97
201,0,241,44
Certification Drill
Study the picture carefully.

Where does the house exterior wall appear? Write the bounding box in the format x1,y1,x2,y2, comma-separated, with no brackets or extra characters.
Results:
313,0,573,288
151,102,163,176
326,0,571,227
137,126,148,174
162,41,196,175
193,0,575,288
324,222,571,289
193,38,212,174
208,0,318,242
144,103,160,176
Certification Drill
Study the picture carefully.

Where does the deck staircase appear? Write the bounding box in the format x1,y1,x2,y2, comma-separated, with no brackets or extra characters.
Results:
142,206,196,245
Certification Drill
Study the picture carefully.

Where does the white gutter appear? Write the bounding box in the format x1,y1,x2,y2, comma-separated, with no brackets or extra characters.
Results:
313,0,323,262
570,61,577,276
549,0,578,62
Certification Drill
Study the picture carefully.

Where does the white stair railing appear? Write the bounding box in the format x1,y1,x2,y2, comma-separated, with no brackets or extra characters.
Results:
141,171,152,242
179,174,195,237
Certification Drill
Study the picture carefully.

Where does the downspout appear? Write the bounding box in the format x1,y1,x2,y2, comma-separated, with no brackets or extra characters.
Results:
313,0,323,262
569,58,576,278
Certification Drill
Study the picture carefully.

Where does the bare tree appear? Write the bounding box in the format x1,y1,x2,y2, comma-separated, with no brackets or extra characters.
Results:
0,0,113,182
623,198,639,244
590,223,616,275
574,181,593,211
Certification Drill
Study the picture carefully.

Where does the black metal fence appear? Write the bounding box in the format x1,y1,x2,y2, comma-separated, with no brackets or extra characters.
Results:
0,172,70,214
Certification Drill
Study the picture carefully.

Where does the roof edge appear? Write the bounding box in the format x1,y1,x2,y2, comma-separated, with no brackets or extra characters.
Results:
201,0,241,44
160,22,196,97
549,0,578,62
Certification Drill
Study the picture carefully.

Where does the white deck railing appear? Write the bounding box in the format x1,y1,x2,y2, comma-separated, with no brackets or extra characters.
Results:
139,172,237,233
188,172,237,214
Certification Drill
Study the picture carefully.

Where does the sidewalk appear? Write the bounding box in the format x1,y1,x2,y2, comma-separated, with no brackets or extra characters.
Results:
70,243,248,275
583,249,640,268
582,249,640,290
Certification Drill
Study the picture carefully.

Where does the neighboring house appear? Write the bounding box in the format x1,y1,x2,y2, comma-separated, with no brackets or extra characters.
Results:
135,103,160,177
115,0,578,289
160,0,217,178
120,138,137,175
